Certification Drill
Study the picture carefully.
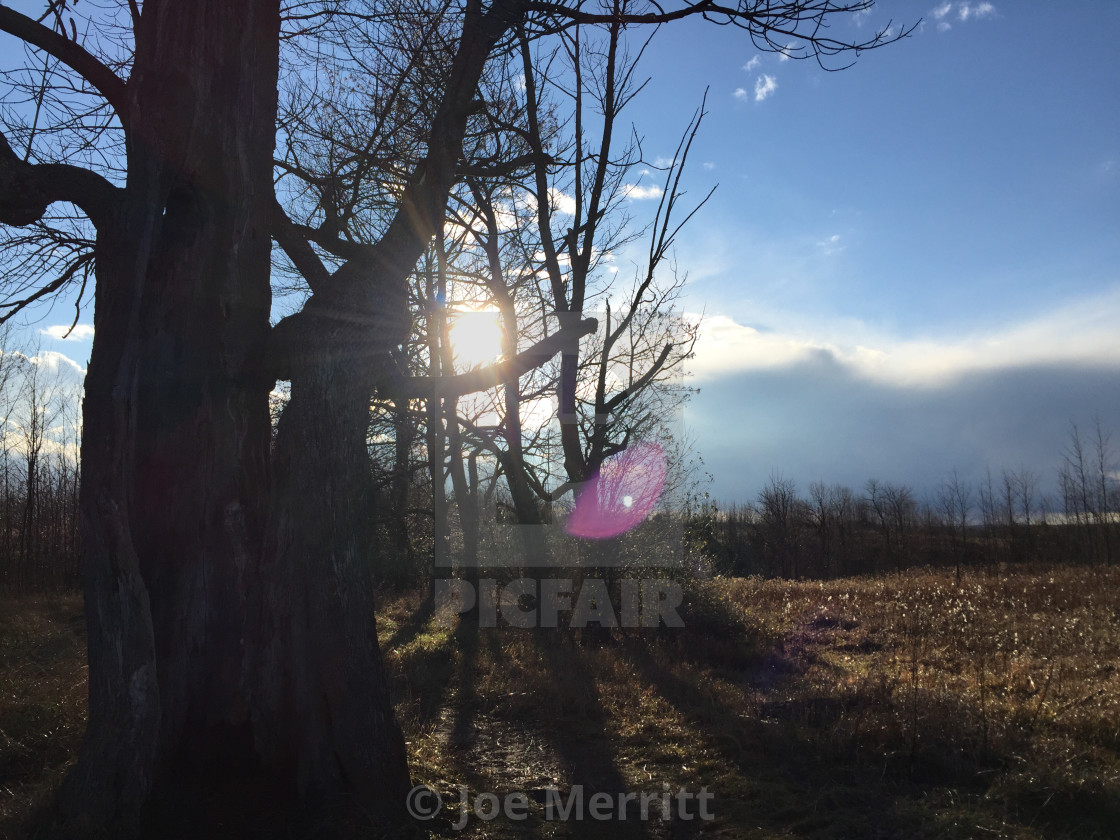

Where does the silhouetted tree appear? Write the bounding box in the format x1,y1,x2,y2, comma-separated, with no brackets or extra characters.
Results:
0,1,909,833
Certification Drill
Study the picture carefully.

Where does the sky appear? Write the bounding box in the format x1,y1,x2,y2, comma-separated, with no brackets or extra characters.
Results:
612,1,1120,504
4,1,1120,508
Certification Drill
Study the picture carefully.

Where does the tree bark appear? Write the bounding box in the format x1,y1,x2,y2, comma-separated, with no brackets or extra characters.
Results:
33,1,411,834
257,296,411,814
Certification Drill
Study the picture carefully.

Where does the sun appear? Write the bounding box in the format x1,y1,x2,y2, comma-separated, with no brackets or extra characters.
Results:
449,306,504,369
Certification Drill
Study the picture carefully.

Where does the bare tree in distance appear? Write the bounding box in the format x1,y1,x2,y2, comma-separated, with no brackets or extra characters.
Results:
936,467,971,581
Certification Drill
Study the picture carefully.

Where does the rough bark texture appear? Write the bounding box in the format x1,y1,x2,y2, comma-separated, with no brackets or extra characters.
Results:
34,2,412,835
258,279,413,815
125,0,278,776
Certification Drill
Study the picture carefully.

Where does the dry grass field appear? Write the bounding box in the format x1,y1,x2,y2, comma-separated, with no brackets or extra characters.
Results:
3,563,1119,838
0,594,86,835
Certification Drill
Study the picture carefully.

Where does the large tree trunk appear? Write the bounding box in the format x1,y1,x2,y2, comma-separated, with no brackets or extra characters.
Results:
257,285,412,815
45,2,411,835
125,0,277,781
2,0,522,831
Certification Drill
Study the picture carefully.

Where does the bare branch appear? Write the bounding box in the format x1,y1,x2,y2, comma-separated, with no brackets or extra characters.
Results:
0,129,121,228
0,248,92,325
271,197,331,293
605,341,672,413
0,4,130,119
522,1,916,70
396,315,597,399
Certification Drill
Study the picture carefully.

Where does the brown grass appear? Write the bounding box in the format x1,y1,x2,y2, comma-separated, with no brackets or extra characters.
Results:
0,594,86,834
387,565,1120,838
4,565,1120,838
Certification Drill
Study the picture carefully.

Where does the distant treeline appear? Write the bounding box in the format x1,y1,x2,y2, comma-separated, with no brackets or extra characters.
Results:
694,420,1119,579
0,337,82,595
4,342,1116,593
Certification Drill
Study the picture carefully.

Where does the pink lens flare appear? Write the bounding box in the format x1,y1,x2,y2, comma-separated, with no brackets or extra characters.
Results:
565,441,667,539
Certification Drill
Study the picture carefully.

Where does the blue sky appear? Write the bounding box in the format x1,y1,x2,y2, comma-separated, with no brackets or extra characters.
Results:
6,1,1120,508
613,2,1120,504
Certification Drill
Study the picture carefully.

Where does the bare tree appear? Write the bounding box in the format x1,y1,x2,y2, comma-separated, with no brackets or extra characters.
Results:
518,19,706,505
759,473,804,577
0,325,24,583
1060,422,1098,562
1092,416,1116,564
14,344,63,582
0,0,910,833
936,468,972,580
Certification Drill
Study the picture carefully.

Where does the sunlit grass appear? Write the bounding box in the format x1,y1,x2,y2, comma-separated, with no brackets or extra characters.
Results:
3,565,1120,838
395,565,1120,838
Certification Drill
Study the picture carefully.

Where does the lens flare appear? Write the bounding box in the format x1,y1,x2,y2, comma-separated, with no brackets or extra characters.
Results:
565,441,667,539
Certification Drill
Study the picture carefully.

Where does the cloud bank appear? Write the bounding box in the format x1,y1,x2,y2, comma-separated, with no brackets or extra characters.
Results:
690,287,1120,387
684,288,1120,501
688,358,1120,504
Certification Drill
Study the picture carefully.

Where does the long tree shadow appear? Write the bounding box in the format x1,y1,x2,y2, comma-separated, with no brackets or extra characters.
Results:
615,620,1020,839
423,623,567,839
616,630,895,836
380,587,436,652
529,632,657,840
448,615,480,751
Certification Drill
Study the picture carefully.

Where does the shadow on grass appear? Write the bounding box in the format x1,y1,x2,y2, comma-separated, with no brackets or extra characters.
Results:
0,595,87,840
615,608,1120,840
380,587,435,652
449,615,480,752
529,632,658,840
616,629,928,838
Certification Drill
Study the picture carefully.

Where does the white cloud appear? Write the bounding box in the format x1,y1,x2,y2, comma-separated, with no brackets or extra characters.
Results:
28,350,87,381
653,156,677,169
548,187,577,215
1,348,87,382
689,315,815,379
778,43,797,62
817,234,844,255
742,56,761,72
690,287,1120,387
620,183,663,200
532,249,571,268
702,161,716,171
932,2,994,30
42,324,94,341
958,2,995,22
0,348,85,460
733,87,748,101
0,427,80,462
754,74,778,102
491,202,520,232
